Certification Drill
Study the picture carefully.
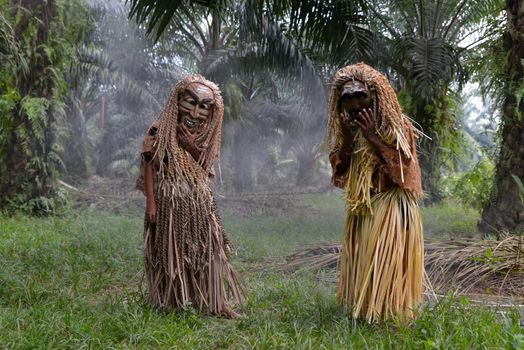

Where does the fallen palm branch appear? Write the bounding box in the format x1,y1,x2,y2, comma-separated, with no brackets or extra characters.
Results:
425,236,524,295
282,236,524,296
283,243,341,271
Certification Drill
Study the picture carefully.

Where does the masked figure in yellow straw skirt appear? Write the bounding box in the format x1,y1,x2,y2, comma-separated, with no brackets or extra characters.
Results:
136,75,244,318
326,63,424,323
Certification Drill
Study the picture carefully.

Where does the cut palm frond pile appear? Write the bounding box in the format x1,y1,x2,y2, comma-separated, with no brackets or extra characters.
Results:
282,236,524,296
284,243,341,271
425,236,524,295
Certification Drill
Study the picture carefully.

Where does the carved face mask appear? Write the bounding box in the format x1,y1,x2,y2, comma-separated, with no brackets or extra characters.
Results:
338,80,374,119
178,82,215,136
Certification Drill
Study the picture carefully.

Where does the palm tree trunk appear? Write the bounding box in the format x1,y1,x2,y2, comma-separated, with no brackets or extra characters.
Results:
417,123,443,204
211,8,220,51
479,0,524,236
231,129,254,192
295,149,317,187
408,88,454,204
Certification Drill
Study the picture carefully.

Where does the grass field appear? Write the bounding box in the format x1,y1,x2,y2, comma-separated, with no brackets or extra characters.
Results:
1,193,522,349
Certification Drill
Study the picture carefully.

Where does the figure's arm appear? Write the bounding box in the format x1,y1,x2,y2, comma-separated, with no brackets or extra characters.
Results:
145,160,156,223
141,123,159,222
329,113,355,188
177,124,202,162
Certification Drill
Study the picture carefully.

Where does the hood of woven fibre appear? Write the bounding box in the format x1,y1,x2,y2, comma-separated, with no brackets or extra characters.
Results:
153,75,224,182
325,62,410,158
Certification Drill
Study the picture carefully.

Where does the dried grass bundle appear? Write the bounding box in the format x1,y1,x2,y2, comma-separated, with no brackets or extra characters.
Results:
282,236,524,297
425,235,524,295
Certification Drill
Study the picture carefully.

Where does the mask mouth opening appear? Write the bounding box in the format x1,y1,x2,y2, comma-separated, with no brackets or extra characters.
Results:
347,109,361,118
183,116,198,129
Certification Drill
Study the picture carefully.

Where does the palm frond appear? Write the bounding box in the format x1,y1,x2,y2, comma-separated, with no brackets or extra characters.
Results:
75,47,162,110
127,0,229,41
239,12,324,97
242,0,375,69
395,36,461,100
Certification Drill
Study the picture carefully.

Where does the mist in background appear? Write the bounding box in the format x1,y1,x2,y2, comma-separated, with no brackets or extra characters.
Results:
69,1,494,197
63,0,334,196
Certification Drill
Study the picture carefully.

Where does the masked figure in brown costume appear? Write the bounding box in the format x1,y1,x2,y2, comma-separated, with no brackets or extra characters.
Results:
137,75,244,318
325,63,424,322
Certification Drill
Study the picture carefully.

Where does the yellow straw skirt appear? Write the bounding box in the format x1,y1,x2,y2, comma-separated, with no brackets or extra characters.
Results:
336,187,424,323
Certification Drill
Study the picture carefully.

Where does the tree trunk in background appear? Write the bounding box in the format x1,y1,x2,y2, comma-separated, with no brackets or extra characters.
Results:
295,148,317,187
62,91,88,181
480,0,524,236
231,130,254,192
417,120,443,204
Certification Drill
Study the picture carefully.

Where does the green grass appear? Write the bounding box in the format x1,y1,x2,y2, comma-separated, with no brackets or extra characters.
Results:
222,193,345,260
421,200,480,239
0,195,521,349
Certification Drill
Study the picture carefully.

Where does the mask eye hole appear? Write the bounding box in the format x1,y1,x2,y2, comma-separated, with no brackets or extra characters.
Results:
354,91,367,99
184,97,197,106
200,103,209,110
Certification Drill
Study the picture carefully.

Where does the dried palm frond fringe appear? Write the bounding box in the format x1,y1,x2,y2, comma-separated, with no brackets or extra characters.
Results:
336,188,424,322
282,236,524,296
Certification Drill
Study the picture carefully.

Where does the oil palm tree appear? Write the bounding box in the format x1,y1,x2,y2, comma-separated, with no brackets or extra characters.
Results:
365,0,503,202
0,0,90,213
480,0,524,235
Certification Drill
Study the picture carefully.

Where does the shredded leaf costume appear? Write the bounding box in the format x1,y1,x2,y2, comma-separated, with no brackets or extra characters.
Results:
137,75,244,314
326,63,424,322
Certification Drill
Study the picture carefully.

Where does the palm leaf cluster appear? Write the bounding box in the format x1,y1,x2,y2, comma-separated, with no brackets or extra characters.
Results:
262,0,374,66
376,0,503,100
128,0,376,91
128,0,229,41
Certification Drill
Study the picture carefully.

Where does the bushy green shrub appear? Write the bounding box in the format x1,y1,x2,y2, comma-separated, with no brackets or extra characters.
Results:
443,159,494,211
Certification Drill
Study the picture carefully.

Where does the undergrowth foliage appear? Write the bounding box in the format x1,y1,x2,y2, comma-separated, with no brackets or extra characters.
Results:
0,0,89,214
444,159,495,211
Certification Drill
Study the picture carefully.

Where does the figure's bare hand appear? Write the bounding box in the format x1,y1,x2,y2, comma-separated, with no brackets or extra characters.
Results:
177,124,200,160
354,108,378,142
339,112,353,137
146,200,156,223
177,124,196,148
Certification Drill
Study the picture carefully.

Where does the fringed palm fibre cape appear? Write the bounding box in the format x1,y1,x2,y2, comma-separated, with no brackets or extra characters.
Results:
326,63,424,323
138,75,244,314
